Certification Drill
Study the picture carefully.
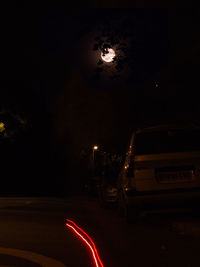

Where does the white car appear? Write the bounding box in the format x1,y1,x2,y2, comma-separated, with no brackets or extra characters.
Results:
117,123,200,222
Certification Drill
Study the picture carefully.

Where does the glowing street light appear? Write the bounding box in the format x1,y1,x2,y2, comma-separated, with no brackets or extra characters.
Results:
93,145,98,150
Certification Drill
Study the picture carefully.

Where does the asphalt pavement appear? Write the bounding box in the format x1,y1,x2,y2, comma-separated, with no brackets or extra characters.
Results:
0,195,200,267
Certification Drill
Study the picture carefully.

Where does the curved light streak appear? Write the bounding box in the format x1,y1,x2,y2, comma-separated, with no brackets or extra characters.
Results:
66,219,104,267
66,223,99,267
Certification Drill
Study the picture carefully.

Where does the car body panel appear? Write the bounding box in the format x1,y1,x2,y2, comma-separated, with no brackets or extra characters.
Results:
118,123,200,214
134,151,200,192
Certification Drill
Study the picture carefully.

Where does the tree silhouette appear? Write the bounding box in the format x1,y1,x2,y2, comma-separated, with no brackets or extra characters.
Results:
0,108,31,142
89,9,168,83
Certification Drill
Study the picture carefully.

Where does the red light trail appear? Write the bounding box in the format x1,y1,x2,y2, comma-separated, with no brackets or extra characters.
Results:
65,219,104,267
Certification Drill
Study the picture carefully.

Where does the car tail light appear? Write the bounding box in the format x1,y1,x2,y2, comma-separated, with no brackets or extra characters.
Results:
124,185,136,191
124,185,136,196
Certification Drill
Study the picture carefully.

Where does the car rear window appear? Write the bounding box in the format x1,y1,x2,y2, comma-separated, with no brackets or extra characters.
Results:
134,128,200,155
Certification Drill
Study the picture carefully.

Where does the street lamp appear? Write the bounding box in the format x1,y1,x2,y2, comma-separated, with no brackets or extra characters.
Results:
92,145,99,167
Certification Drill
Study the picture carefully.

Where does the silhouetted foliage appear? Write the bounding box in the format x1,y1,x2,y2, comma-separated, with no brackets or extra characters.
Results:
89,10,168,82
0,108,31,142
97,59,103,65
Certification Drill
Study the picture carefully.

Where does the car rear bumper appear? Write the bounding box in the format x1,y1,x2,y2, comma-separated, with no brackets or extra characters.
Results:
103,192,118,202
127,188,200,210
105,197,118,202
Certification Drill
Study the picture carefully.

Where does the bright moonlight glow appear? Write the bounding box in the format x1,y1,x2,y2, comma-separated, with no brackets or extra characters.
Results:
101,48,115,63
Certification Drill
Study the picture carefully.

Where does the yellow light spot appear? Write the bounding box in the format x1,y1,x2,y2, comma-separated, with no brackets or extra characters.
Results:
0,122,5,133
93,145,98,150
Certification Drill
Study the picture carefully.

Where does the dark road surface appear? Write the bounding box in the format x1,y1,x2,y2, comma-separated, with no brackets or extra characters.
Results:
0,195,200,267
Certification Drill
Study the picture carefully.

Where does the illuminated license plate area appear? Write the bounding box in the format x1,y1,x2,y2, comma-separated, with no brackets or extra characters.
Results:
157,170,195,183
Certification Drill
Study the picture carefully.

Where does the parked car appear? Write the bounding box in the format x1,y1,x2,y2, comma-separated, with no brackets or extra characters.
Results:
97,153,122,206
117,123,200,222
83,175,101,197
98,169,118,206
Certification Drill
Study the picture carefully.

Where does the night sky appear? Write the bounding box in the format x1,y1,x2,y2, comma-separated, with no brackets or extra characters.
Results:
0,7,200,194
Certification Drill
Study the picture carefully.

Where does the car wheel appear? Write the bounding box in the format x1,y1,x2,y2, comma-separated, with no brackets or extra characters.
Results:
118,191,127,217
118,191,139,223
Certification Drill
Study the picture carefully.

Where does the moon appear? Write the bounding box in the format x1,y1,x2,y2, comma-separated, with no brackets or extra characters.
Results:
101,48,115,63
